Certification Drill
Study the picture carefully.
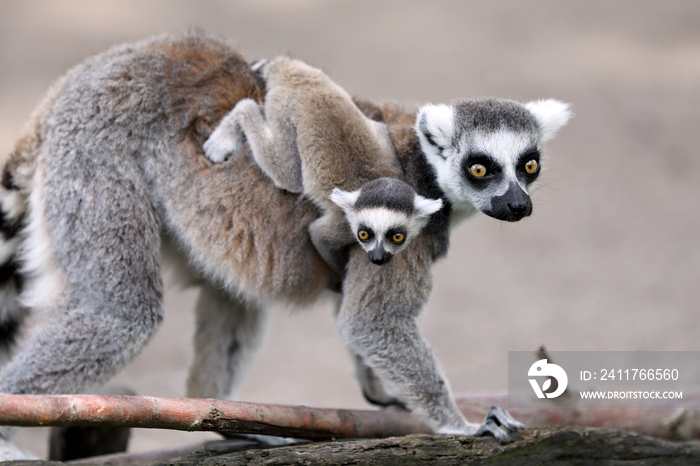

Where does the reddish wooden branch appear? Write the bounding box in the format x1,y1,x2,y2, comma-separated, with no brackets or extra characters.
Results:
0,392,698,442
0,394,430,440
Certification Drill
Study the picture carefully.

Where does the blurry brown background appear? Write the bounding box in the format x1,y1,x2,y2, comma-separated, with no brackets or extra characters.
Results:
1,0,699,458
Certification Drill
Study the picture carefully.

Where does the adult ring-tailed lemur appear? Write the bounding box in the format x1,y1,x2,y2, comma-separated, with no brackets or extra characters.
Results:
0,32,570,459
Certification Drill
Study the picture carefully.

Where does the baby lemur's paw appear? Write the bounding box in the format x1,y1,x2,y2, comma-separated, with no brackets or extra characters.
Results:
475,406,525,443
204,98,259,163
203,128,241,163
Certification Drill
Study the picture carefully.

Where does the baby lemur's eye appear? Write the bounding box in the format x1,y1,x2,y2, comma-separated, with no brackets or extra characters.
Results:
391,232,405,244
525,159,539,175
470,164,487,178
358,230,371,242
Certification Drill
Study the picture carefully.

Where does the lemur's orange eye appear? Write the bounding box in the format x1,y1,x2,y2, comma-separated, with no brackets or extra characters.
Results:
470,164,487,178
525,159,539,175
358,230,370,242
391,233,405,244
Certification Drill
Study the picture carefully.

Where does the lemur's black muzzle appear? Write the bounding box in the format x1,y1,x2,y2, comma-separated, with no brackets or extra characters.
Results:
368,248,393,266
484,183,532,222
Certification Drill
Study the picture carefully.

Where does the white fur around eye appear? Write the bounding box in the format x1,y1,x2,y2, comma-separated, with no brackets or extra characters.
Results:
351,208,410,236
470,129,534,169
349,206,434,252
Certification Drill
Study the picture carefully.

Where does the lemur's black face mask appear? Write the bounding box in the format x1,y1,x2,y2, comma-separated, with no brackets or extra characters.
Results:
368,247,393,265
462,147,540,223
483,182,533,222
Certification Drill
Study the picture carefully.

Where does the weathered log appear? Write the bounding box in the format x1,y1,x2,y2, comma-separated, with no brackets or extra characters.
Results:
147,428,700,466
1,394,699,465
456,392,700,441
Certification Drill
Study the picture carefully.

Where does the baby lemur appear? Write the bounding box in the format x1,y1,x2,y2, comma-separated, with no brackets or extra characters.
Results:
204,57,443,273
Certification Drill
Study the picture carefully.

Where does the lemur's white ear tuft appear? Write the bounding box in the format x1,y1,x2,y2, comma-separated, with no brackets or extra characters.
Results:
414,194,443,217
416,104,455,158
330,188,360,212
525,99,572,142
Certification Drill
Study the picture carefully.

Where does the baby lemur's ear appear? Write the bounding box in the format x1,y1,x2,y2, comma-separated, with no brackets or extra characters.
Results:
415,104,455,159
525,99,572,142
414,194,443,218
330,188,360,212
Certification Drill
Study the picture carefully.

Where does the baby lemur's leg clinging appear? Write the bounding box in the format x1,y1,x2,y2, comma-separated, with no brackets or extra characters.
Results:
206,95,361,275
308,208,356,276
204,98,303,193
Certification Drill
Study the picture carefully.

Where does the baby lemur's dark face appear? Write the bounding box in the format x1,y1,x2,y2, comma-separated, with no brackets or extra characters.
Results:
353,208,409,265
330,178,443,266
416,98,571,222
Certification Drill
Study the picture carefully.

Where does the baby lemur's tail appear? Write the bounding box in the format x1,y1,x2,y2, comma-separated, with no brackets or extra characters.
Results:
249,59,269,76
249,57,286,79
0,163,28,364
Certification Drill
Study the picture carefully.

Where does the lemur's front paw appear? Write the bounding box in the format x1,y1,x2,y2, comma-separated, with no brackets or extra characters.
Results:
475,406,524,443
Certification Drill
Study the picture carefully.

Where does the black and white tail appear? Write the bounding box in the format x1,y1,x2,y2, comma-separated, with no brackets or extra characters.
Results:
249,59,269,76
0,164,28,364
249,57,282,80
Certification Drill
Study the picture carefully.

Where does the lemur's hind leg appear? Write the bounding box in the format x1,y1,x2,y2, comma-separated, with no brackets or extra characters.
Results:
185,284,298,446
353,353,407,409
204,98,303,193
186,282,271,401
308,209,354,276
0,158,163,447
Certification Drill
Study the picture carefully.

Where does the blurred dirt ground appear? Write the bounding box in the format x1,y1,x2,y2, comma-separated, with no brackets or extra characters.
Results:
1,0,699,459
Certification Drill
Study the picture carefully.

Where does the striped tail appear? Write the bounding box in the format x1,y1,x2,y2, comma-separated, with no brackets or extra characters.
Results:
0,164,28,364
249,59,268,75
